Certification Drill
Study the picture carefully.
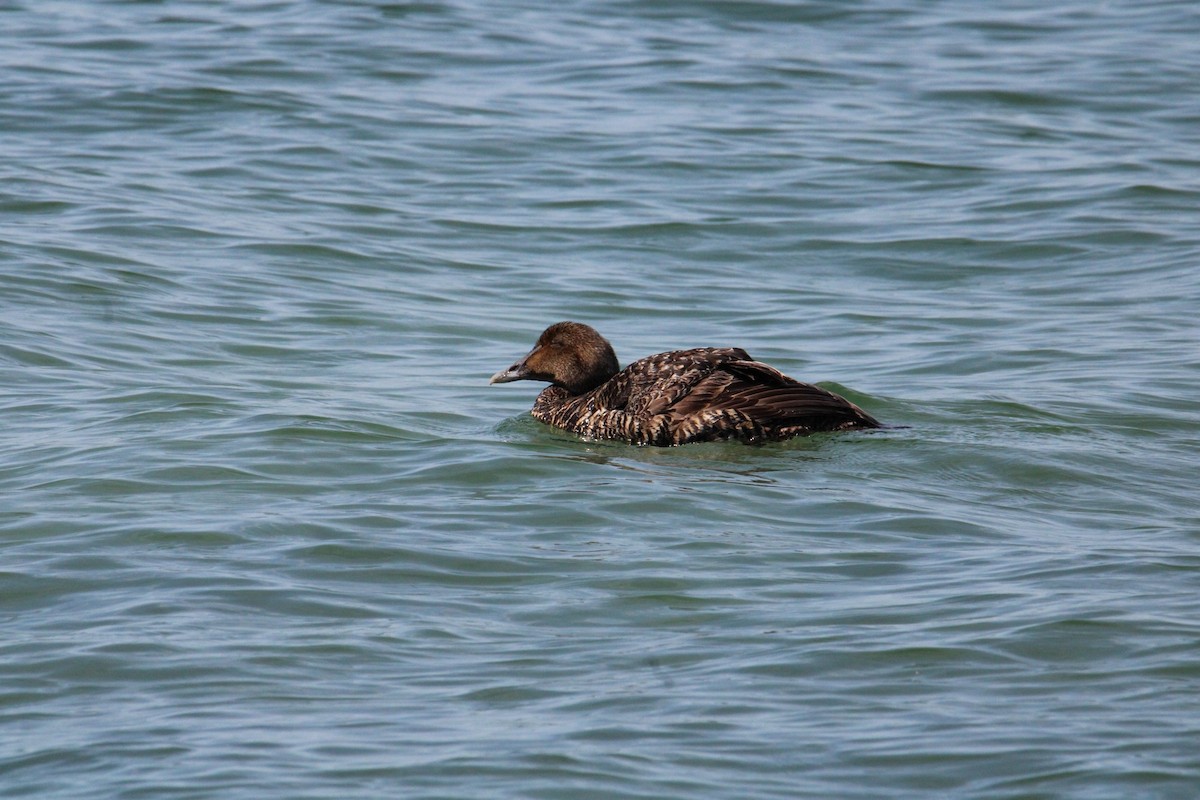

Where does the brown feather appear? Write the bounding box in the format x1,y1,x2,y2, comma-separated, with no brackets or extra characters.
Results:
492,322,879,446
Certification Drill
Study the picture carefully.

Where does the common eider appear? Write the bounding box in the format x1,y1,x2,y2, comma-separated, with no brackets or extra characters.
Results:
490,321,879,446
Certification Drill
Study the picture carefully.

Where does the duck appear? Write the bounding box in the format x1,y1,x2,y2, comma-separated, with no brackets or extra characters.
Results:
490,321,879,446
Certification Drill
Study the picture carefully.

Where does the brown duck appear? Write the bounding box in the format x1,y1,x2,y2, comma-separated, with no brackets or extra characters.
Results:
490,322,879,446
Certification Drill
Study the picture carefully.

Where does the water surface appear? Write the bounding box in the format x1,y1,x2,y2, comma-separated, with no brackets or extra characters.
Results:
3,1,1199,798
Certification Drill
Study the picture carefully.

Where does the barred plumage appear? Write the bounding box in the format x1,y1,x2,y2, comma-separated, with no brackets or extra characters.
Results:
491,322,879,446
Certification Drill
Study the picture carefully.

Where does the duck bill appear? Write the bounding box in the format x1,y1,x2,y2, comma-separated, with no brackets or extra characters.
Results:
489,362,531,384
490,346,539,383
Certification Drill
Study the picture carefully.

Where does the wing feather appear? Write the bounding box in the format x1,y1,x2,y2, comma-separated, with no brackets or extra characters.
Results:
531,349,876,446
665,360,878,442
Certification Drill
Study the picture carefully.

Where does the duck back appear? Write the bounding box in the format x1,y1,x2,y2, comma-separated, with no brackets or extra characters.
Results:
531,347,878,446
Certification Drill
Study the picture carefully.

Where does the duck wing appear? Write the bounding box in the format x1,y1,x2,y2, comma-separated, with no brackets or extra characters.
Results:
623,348,752,416
665,360,878,443
535,348,876,446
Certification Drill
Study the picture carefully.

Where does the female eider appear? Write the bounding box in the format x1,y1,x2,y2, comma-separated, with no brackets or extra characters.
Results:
490,321,879,446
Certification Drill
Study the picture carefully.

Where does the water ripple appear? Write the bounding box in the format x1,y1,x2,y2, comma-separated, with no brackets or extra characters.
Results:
3,0,1199,798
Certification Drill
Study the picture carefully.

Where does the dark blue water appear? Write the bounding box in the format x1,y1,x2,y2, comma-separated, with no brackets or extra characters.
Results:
3,1,1199,797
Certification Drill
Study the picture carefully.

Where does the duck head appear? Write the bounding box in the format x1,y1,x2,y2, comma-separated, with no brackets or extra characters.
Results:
490,321,620,395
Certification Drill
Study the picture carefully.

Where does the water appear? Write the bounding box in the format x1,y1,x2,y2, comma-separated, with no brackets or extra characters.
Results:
3,1,1199,797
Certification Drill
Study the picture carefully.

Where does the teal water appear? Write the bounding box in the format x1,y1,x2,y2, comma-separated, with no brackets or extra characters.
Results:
3,1,1199,797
